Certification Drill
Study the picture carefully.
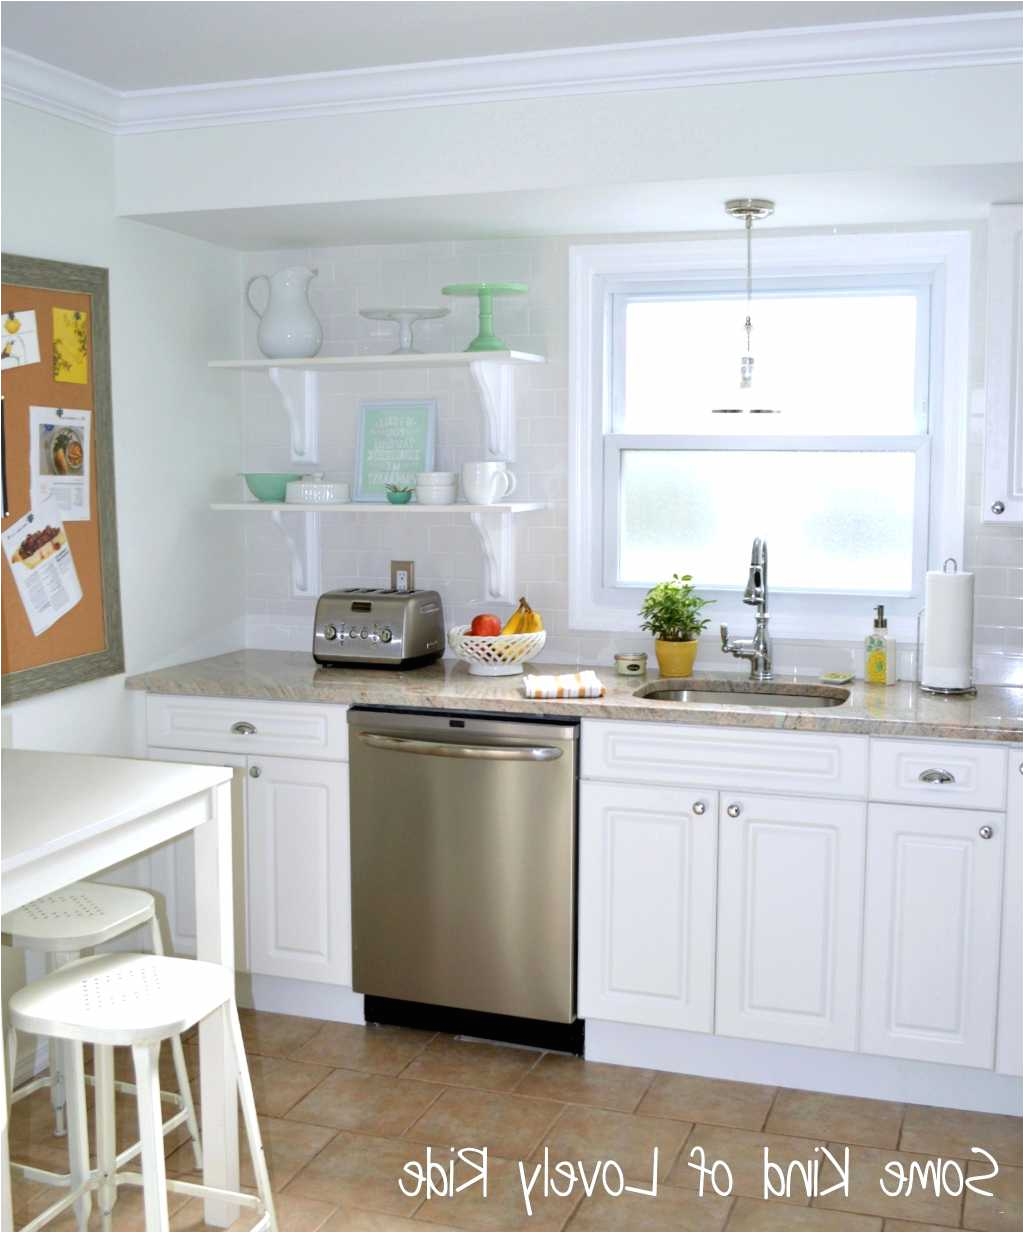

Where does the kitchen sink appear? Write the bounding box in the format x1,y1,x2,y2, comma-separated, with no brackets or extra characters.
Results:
634,679,850,708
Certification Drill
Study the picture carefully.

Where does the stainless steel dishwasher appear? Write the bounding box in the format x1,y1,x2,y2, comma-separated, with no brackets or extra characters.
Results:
348,708,578,1024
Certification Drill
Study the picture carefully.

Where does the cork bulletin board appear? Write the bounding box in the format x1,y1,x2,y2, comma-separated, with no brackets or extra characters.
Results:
1,253,123,703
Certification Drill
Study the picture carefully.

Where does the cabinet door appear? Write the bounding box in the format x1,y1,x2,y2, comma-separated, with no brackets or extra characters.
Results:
246,754,351,986
983,204,1023,524
996,759,1022,1075
579,782,717,1031
716,793,866,1050
862,803,1004,1068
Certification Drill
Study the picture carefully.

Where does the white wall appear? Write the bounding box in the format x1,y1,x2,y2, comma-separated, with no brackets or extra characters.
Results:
1,102,246,754
239,228,1021,683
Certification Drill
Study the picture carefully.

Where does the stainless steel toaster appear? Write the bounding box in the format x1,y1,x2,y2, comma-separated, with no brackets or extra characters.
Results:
313,588,445,669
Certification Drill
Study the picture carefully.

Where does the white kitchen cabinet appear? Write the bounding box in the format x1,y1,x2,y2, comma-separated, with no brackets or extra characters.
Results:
246,754,351,986
716,793,866,1051
996,758,1023,1076
861,803,1004,1068
578,781,717,1031
982,204,1023,524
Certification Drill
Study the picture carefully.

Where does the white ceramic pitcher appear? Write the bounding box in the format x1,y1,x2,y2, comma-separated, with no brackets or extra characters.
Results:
246,265,323,359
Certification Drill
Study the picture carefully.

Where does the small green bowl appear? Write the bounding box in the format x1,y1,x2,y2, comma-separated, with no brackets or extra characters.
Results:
386,490,413,505
243,472,301,502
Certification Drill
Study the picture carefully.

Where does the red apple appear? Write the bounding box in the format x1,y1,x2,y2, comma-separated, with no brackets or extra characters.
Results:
469,613,502,636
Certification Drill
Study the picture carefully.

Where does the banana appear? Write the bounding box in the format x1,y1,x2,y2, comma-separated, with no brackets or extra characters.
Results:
502,596,544,635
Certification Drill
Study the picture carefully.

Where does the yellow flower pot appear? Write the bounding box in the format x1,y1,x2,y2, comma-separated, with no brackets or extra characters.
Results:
654,638,699,678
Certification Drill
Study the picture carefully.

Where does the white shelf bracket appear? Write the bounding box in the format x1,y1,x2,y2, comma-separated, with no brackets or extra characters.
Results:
469,509,514,602
469,360,515,461
268,367,319,463
270,510,321,598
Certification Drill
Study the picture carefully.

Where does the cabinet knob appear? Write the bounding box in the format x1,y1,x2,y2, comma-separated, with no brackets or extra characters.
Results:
231,721,257,736
249,766,262,778
979,825,994,840
726,803,742,818
918,768,954,784
692,800,707,816
991,501,1006,515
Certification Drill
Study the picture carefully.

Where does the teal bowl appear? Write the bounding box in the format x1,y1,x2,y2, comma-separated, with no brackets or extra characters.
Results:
386,490,413,504
243,472,301,502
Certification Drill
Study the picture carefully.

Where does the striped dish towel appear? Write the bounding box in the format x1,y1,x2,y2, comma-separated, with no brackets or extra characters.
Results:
522,670,606,699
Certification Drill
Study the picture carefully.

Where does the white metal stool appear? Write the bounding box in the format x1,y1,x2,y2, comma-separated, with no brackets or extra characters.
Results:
8,952,277,1232
2,883,202,1188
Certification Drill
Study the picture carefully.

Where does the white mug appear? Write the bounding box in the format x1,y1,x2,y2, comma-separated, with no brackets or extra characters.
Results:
461,461,517,505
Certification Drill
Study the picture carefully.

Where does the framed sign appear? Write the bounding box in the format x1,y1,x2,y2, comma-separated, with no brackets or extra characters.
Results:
354,399,437,501
1,253,124,703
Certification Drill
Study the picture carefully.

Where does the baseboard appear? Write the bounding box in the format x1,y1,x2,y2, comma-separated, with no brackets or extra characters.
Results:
245,974,365,1024
585,1020,1024,1116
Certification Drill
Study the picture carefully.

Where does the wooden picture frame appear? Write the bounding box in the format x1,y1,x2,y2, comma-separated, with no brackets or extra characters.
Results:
1,253,124,703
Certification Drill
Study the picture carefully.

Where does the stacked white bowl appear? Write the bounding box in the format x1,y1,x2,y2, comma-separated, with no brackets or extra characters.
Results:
415,471,457,505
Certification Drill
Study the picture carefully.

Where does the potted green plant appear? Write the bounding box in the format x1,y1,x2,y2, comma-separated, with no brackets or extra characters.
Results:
640,573,714,677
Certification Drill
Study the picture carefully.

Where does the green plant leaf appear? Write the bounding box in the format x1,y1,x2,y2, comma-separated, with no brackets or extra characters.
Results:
639,572,714,641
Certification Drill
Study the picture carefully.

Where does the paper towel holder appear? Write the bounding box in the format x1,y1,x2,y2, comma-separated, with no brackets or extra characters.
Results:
917,558,977,697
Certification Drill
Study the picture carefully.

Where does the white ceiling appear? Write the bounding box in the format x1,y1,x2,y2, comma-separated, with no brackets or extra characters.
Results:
2,0,1019,91
131,164,1023,251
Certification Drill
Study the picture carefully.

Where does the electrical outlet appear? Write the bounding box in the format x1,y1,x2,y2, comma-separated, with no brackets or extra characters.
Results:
390,560,415,592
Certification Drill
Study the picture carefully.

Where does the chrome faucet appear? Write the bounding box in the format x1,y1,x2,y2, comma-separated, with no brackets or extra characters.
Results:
720,537,773,681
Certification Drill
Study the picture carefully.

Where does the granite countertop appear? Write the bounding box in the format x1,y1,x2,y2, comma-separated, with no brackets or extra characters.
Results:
125,650,1023,743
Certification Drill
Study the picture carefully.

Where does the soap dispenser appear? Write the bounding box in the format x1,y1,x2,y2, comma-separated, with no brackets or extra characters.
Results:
865,604,896,685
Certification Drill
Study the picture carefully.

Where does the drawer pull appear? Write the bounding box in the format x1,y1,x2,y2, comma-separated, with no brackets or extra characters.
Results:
231,721,257,736
979,825,994,840
692,800,707,816
726,803,742,818
918,768,955,784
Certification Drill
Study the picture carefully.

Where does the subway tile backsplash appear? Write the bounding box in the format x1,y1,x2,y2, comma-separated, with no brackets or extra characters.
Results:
238,236,1022,685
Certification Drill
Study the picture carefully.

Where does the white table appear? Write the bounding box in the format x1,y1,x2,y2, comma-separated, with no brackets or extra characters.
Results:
1,750,238,1230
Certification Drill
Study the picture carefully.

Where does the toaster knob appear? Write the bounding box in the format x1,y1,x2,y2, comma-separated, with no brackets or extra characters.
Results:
323,624,338,641
380,628,393,643
348,629,359,639
360,627,368,639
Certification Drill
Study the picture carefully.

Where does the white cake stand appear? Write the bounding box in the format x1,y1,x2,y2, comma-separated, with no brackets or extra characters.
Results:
359,307,450,354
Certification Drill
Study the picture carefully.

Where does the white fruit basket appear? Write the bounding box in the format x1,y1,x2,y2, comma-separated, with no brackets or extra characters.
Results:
448,626,547,676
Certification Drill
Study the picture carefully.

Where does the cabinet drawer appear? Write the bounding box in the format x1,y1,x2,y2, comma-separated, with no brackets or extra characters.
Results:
146,695,348,761
582,720,867,798
869,739,1007,810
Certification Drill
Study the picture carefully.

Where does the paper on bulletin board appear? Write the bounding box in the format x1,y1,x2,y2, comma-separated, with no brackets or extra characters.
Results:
2,497,83,635
29,406,91,521
52,306,89,384
1,310,41,370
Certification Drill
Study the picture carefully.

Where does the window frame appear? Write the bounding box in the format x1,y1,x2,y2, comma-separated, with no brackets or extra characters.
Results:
568,230,971,641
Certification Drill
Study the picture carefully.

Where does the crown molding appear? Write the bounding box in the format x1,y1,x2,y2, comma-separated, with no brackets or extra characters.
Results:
3,11,1020,137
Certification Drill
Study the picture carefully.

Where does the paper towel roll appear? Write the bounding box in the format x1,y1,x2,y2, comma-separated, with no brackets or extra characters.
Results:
921,567,975,691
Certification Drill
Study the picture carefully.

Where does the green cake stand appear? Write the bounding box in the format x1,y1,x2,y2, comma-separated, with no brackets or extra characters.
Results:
441,282,527,352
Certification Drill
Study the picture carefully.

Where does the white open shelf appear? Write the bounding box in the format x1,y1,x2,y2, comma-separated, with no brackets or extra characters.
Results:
212,500,548,601
209,350,544,372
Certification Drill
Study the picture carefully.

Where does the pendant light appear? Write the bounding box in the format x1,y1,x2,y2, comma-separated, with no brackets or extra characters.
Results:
713,197,779,414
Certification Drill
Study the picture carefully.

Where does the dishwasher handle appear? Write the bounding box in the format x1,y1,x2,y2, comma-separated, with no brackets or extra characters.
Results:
358,731,563,762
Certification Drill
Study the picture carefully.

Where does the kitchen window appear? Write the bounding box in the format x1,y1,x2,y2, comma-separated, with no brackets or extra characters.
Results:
569,232,971,639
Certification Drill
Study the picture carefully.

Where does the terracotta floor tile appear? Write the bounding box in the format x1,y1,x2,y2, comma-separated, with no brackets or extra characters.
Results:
327,1203,451,1231
412,1152,580,1231
287,1067,444,1136
963,1159,1022,1231
727,1196,883,1230
238,1007,327,1059
516,1053,655,1113
766,1090,905,1150
170,1191,336,1232
810,1142,964,1226
404,1087,564,1160
529,1104,690,1186
247,1053,334,1117
166,1113,337,1190
899,1103,1023,1166
565,1181,731,1231
283,1130,426,1215
637,1073,776,1131
401,1035,543,1092
882,1222,960,1231
84,1038,200,1084
17,1181,193,1231
293,1021,436,1075
668,1122,841,1204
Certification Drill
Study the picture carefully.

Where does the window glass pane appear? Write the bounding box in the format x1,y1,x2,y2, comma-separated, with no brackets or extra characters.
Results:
622,292,921,435
618,450,917,592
